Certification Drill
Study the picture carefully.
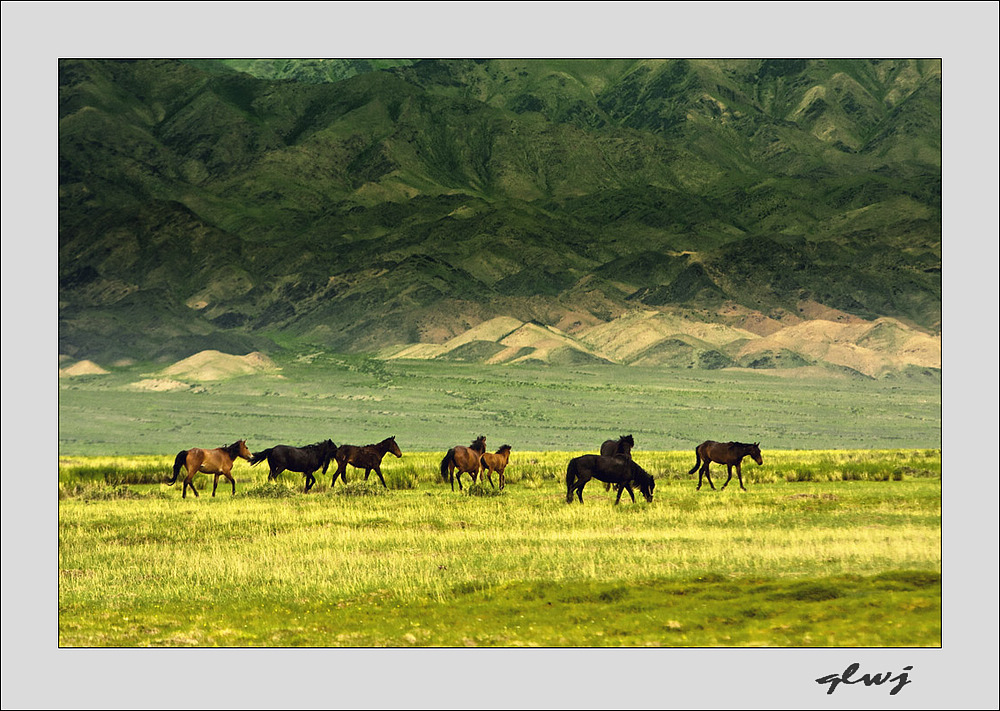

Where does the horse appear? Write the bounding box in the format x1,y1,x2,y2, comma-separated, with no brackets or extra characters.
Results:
249,439,337,493
440,435,487,491
480,444,512,490
688,440,763,491
566,454,655,505
601,434,635,491
330,436,403,488
168,440,252,499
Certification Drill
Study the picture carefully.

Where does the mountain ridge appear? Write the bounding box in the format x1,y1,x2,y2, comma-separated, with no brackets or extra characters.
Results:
59,59,941,373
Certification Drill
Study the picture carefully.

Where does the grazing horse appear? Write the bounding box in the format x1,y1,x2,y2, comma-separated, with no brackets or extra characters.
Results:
249,439,337,493
601,434,635,491
566,454,655,505
168,440,252,499
440,435,487,491
688,440,763,491
331,436,403,488
480,444,512,490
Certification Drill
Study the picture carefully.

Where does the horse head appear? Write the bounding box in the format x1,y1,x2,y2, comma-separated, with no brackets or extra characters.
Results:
387,436,402,458
471,435,487,452
321,439,337,472
621,434,635,449
749,442,763,466
236,440,252,461
631,461,655,502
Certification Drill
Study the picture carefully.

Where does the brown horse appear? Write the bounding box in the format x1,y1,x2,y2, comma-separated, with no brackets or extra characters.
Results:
330,436,402,488
440,435,486,491
688,440,763,491
480,444,512,490
168,440,252,498
601,434,634,491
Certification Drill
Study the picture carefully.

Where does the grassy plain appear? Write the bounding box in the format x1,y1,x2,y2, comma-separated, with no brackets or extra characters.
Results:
58,358,940,647
58,356,941,454
58,449,941,647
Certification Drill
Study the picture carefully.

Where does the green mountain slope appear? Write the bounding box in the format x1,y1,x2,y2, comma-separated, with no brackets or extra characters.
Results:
58,58,941,367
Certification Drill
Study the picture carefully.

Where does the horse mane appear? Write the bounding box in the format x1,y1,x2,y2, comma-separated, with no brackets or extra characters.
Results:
222,441,244,458
628,459,651,481
470,436,486,452
363,436,397,451
495,444,511,453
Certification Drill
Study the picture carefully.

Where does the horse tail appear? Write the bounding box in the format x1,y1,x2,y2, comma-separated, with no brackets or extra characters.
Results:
440,449,455,481
249,448,272,467
566,458,578,503
169,450,187,485
688,446,702,475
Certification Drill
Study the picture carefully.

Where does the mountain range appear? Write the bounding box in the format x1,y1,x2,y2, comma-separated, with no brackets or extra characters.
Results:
58,58,941,377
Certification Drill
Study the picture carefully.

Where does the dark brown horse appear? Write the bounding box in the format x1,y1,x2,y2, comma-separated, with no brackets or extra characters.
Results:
249,439,337,493
440,435,487,491
168,440,252,498
331,436,403,488
688,440,763,491
601,434,634,491
480,444,512,490
566,454,654,505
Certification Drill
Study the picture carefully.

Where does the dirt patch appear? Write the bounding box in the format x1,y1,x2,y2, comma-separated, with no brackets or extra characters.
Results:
59,360,109,377
161,350,279,381
129,378,190,392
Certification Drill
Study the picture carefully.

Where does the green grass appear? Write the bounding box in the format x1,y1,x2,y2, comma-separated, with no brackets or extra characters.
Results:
58,357,942,456
58,451,940,647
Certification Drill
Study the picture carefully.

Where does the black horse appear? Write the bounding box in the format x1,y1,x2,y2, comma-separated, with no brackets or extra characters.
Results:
249,439,338,493
601,434,634,491
566,454,655,505
688,440,763,491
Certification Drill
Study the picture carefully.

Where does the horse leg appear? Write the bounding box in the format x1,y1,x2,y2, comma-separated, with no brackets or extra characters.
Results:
614,483,624,504
304,471,314,493
184,473,199,498
332,462,346,487
701,464,716,490
226,472,236,495
721,464,734,490
373,465,387,488
735,462,746,491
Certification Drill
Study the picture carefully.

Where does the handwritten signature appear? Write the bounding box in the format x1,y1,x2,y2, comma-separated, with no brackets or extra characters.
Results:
816,663,913,695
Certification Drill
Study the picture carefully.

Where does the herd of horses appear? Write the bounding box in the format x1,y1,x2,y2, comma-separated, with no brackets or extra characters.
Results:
167,433,763,503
